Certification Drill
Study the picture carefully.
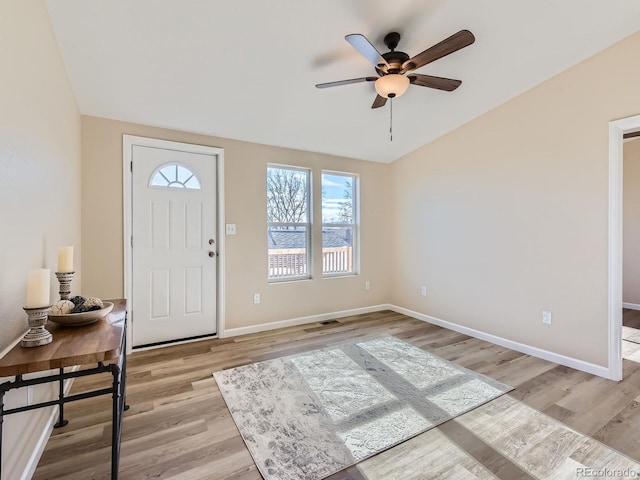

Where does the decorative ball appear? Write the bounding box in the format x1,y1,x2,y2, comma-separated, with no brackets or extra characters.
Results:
84,297,104,309
70,295,86,307
51,300,74,315
71,303,91,313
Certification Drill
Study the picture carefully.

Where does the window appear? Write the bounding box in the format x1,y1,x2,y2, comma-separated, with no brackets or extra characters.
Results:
322,171,358,276
267,165,311,280
149,163,201,190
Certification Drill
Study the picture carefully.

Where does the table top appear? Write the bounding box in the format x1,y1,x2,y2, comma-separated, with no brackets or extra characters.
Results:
0,299,126,377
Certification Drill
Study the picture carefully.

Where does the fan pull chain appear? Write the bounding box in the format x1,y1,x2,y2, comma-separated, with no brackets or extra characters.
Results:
390,97,393,141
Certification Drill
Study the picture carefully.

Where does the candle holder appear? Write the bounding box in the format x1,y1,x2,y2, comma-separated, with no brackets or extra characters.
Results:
55,271,75,300
21,305,53,347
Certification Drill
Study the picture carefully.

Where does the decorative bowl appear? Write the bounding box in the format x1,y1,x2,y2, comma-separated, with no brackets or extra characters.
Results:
48,301,114,326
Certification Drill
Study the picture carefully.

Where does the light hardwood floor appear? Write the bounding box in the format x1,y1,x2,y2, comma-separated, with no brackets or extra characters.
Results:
33,310,640,479
623,309,640,361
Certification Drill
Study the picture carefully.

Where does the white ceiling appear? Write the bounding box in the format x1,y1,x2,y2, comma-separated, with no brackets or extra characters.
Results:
44,0,640,163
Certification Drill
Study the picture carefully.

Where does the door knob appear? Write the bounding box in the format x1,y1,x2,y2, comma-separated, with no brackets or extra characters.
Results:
208,251,216,257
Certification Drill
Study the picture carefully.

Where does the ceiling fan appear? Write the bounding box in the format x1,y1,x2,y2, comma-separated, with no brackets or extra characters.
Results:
316,30,475,109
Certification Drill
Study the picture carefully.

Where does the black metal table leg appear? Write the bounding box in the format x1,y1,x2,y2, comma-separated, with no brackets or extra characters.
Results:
0,386,5,480
111,364,122,480
54,368,68,428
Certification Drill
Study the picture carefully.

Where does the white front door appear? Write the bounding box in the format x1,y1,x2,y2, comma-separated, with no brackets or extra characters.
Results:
131,144,218,346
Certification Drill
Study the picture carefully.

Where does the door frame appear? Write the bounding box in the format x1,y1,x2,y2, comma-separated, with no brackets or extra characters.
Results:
608,113,640,380
123,135,226,353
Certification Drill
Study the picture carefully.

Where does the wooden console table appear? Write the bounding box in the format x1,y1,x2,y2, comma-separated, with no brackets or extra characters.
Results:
0,299,127,479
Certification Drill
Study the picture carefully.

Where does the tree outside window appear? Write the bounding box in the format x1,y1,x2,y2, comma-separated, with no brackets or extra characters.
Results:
267,165,311,280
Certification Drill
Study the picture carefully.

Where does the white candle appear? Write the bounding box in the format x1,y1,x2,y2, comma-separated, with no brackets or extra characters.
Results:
26,269,51,308
58,246,74,273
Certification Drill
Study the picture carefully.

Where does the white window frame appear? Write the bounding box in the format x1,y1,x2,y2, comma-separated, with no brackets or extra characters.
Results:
267,164,312,282
321,170,359,277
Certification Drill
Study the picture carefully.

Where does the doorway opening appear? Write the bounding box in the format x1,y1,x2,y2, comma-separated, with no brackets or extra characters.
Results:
123,135,225,352
621,132,640,363
609,114,640,380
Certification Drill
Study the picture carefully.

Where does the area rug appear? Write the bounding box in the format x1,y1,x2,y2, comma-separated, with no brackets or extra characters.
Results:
213,334,512,480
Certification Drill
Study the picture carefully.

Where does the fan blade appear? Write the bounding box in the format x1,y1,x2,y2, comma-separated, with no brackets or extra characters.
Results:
408,74,462,91
345,34,389,69
372,95,387,109
402,29,475,73
316,77,377,89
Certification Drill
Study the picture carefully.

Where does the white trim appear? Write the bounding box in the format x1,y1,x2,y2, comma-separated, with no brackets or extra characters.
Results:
217,151,226,338
13,366,78,480
389,305,613,379
223,304,391,337
19,412,54,480
0,330,28,358
608,114,640,381
123,138,132,352
623,302,640,311
122,135,225,350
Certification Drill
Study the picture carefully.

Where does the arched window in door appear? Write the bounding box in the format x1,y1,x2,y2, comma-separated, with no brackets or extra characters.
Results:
149,163,201,190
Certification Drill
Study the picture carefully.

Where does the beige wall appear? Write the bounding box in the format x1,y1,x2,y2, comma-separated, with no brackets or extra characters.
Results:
624,139,640,306
81,116,392,331
0,0,81,476
390,31,640,367
0,0,81,349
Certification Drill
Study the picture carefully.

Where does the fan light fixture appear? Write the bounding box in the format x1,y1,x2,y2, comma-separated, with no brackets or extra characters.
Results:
375,74,410,98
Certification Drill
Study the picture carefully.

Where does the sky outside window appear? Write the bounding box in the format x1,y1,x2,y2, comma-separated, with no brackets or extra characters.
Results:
322,173,353,223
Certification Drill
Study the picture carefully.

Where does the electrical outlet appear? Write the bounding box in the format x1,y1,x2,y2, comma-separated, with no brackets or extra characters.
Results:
365,281,371,291
542,310,552,325
421,286,427,297
253,293,260,304
226,224,237,235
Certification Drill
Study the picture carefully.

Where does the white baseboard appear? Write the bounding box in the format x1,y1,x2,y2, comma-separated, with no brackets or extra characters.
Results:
388,305,613,380
223,303,613,379
0,330,29,358
223,304,392,338
224,303,611,379
5,366,79,480
20,407,56,480
623,302,640,311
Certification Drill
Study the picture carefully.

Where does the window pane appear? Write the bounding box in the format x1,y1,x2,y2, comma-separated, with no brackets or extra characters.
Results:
160,165,175,179
184,176,201,189
150,174,169,187
322,226,353,275
267,166,309,223
322,173,353,224
177,165,193,183
268,226,308,279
